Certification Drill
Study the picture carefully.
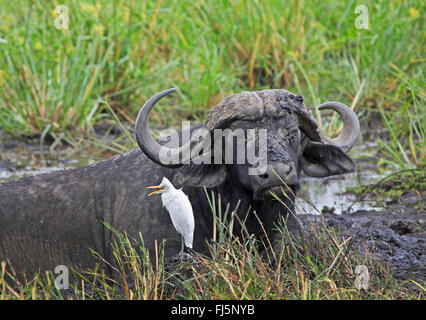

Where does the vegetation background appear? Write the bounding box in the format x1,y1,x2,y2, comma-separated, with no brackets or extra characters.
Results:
0,0,424,168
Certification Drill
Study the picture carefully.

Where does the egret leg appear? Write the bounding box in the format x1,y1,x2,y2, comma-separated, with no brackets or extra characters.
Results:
179,235,184,264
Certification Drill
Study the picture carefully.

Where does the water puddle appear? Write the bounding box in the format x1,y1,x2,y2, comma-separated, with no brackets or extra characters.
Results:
0,145,96,182
296,169,386,215
296,143,387,215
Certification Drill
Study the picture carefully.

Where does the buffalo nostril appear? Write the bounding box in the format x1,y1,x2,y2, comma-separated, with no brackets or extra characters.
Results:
259,173,269,179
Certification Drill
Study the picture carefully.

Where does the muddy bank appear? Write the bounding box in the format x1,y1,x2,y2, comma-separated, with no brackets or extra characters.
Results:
300,175,425,286
304,208,425,283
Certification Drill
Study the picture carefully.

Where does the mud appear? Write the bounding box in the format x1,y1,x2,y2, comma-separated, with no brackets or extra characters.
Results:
300,169,425,285
304,208,425,284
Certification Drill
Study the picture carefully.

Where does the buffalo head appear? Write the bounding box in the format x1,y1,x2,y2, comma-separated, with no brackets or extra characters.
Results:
134,88,359,202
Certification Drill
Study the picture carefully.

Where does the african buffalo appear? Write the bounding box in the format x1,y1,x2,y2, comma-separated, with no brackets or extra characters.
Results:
0,88,359,276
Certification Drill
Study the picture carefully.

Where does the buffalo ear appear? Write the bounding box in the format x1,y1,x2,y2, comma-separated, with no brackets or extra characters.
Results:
173,163,227,188
300,142,356,177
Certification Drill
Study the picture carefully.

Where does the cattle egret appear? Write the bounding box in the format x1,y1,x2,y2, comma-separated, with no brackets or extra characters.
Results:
147,177,194,263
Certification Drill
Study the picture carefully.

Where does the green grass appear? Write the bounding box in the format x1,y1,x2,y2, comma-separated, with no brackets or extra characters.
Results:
346,168,426,211
376,67,425,169
0,1,424,153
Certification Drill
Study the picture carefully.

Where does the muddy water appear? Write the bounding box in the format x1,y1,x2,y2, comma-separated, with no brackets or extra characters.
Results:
295,143,388,215
296,169,386,215
0,149,92,181
0,142,111,182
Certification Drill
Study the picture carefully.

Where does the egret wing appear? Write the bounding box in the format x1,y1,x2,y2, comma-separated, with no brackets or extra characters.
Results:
163,190,194,248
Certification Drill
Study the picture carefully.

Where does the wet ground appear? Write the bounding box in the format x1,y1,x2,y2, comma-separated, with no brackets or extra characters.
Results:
315,209,425,284
297,148,425,285
0,139,424,286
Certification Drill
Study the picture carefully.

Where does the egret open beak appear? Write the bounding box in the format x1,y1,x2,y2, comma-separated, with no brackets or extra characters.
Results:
147,185,165,196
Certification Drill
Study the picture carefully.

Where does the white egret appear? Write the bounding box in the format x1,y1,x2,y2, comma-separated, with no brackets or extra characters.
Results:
147,177,194,263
